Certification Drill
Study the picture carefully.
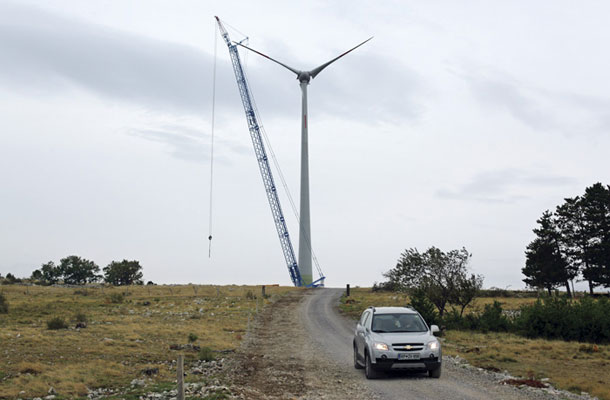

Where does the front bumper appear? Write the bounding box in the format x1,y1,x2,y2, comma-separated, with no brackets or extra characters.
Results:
374,355,441,371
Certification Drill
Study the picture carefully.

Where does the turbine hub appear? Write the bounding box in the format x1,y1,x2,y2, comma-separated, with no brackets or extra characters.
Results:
297,71,311,83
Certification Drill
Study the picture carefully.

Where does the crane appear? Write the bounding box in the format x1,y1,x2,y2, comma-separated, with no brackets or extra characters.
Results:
214,16,325,287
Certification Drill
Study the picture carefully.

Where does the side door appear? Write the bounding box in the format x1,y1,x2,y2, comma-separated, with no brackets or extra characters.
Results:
355,310,370,358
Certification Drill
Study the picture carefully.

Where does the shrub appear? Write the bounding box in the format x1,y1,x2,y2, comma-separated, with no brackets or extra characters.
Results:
75,313,88,323
245,290,256,300
2,273,21,285
108,293,125,304
47,317,68,330
0,293,8,314
516,296,610,343
198,346,216,361
478,301,511,332
188,333,198,343
372,281,399,292
409,288,438,325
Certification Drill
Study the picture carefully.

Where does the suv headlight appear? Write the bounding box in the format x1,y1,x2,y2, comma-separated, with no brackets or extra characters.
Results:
374,342,389,351
427,340,439,350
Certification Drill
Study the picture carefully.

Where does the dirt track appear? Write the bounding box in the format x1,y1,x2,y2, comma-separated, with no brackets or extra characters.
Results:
226,289,594,400
227,290,376,399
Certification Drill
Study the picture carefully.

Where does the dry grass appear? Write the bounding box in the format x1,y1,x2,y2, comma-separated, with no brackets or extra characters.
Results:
444,331,610,400
339,287,610,399
0,284,297,399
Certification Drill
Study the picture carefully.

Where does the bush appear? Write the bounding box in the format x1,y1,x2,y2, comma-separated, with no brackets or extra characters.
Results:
245,290,256,300
47,317,68,330
515,296,610,343
372,281,400,292
108,293,125,304
2,273,21,285
188,333,198,343
75,313,88,323
478,301,511,332
198,346,216,361
409,288,438,325
0,293,8,314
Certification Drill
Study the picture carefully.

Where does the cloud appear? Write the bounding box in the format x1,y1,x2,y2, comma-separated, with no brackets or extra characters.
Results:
318,52,426,124
0,2,426,125
437,168,577,203
459,67,610,136
0,2,231,115
129,124,249,163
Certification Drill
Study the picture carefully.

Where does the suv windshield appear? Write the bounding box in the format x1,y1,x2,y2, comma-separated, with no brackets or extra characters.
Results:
371,313,427,333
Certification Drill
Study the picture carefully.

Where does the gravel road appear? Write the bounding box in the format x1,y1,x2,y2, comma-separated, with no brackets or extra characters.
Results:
301,288,594,400
223,288,594,400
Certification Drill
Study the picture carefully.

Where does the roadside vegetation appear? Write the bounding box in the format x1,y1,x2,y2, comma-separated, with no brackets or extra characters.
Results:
0,284,296,399
340,182,610,398
340,287,610,399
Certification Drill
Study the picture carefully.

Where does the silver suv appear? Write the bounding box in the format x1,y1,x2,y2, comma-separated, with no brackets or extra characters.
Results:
353,306,441,379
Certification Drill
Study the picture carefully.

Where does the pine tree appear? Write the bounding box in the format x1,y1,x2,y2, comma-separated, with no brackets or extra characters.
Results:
580,183,610,292
523,210,569,295
555,197,586,296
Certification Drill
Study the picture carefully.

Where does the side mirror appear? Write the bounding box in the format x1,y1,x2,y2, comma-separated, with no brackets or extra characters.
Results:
431,325,440,334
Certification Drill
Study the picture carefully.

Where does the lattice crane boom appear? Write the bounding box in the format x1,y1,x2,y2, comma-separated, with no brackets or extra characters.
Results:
215,16,305,287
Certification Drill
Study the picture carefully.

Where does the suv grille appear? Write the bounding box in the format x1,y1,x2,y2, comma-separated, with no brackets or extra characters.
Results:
392,343,424,351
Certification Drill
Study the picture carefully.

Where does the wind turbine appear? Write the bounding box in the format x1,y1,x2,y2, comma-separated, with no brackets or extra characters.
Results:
236,36,372,285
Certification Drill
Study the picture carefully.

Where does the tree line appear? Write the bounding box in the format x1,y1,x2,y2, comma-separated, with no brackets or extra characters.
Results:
523,183,610,296
1,255,144,286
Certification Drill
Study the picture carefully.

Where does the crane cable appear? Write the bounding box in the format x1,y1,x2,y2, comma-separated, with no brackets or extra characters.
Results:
208,22,218,258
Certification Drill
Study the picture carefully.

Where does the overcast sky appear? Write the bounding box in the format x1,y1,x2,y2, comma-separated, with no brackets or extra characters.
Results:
2,0,610,289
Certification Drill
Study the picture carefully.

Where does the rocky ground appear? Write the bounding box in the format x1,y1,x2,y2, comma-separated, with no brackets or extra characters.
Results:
78,289,600,400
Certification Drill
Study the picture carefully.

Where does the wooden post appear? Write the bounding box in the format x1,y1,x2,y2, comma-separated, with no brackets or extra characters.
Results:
177,354,185,400
346,284,350,297
261,285,266,298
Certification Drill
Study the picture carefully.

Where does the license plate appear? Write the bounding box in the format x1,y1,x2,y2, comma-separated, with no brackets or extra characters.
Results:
398,353,420,360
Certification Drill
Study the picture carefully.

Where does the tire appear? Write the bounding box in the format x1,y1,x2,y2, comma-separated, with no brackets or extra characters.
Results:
365,351,380,379
429,363,442,378
354,344,364,369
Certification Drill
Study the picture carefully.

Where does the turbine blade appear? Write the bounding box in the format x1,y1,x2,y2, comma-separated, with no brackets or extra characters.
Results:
309,37,373,79
234,42,301,76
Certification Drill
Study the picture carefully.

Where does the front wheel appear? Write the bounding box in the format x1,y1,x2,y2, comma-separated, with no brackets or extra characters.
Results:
365,352,380,379
429,364,442,378
354,345,364,369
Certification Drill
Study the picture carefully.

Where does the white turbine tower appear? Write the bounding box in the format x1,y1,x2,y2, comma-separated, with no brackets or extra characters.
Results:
237,36,372,285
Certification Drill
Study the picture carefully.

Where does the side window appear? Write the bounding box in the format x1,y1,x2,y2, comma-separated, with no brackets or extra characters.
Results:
363,312,371,328
359,311,370,326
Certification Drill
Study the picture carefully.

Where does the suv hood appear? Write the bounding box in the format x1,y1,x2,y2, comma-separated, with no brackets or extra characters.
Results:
372,331,432,344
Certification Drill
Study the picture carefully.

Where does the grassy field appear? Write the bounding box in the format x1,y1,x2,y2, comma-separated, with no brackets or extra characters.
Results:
0,284,297,399
340,287,610,400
